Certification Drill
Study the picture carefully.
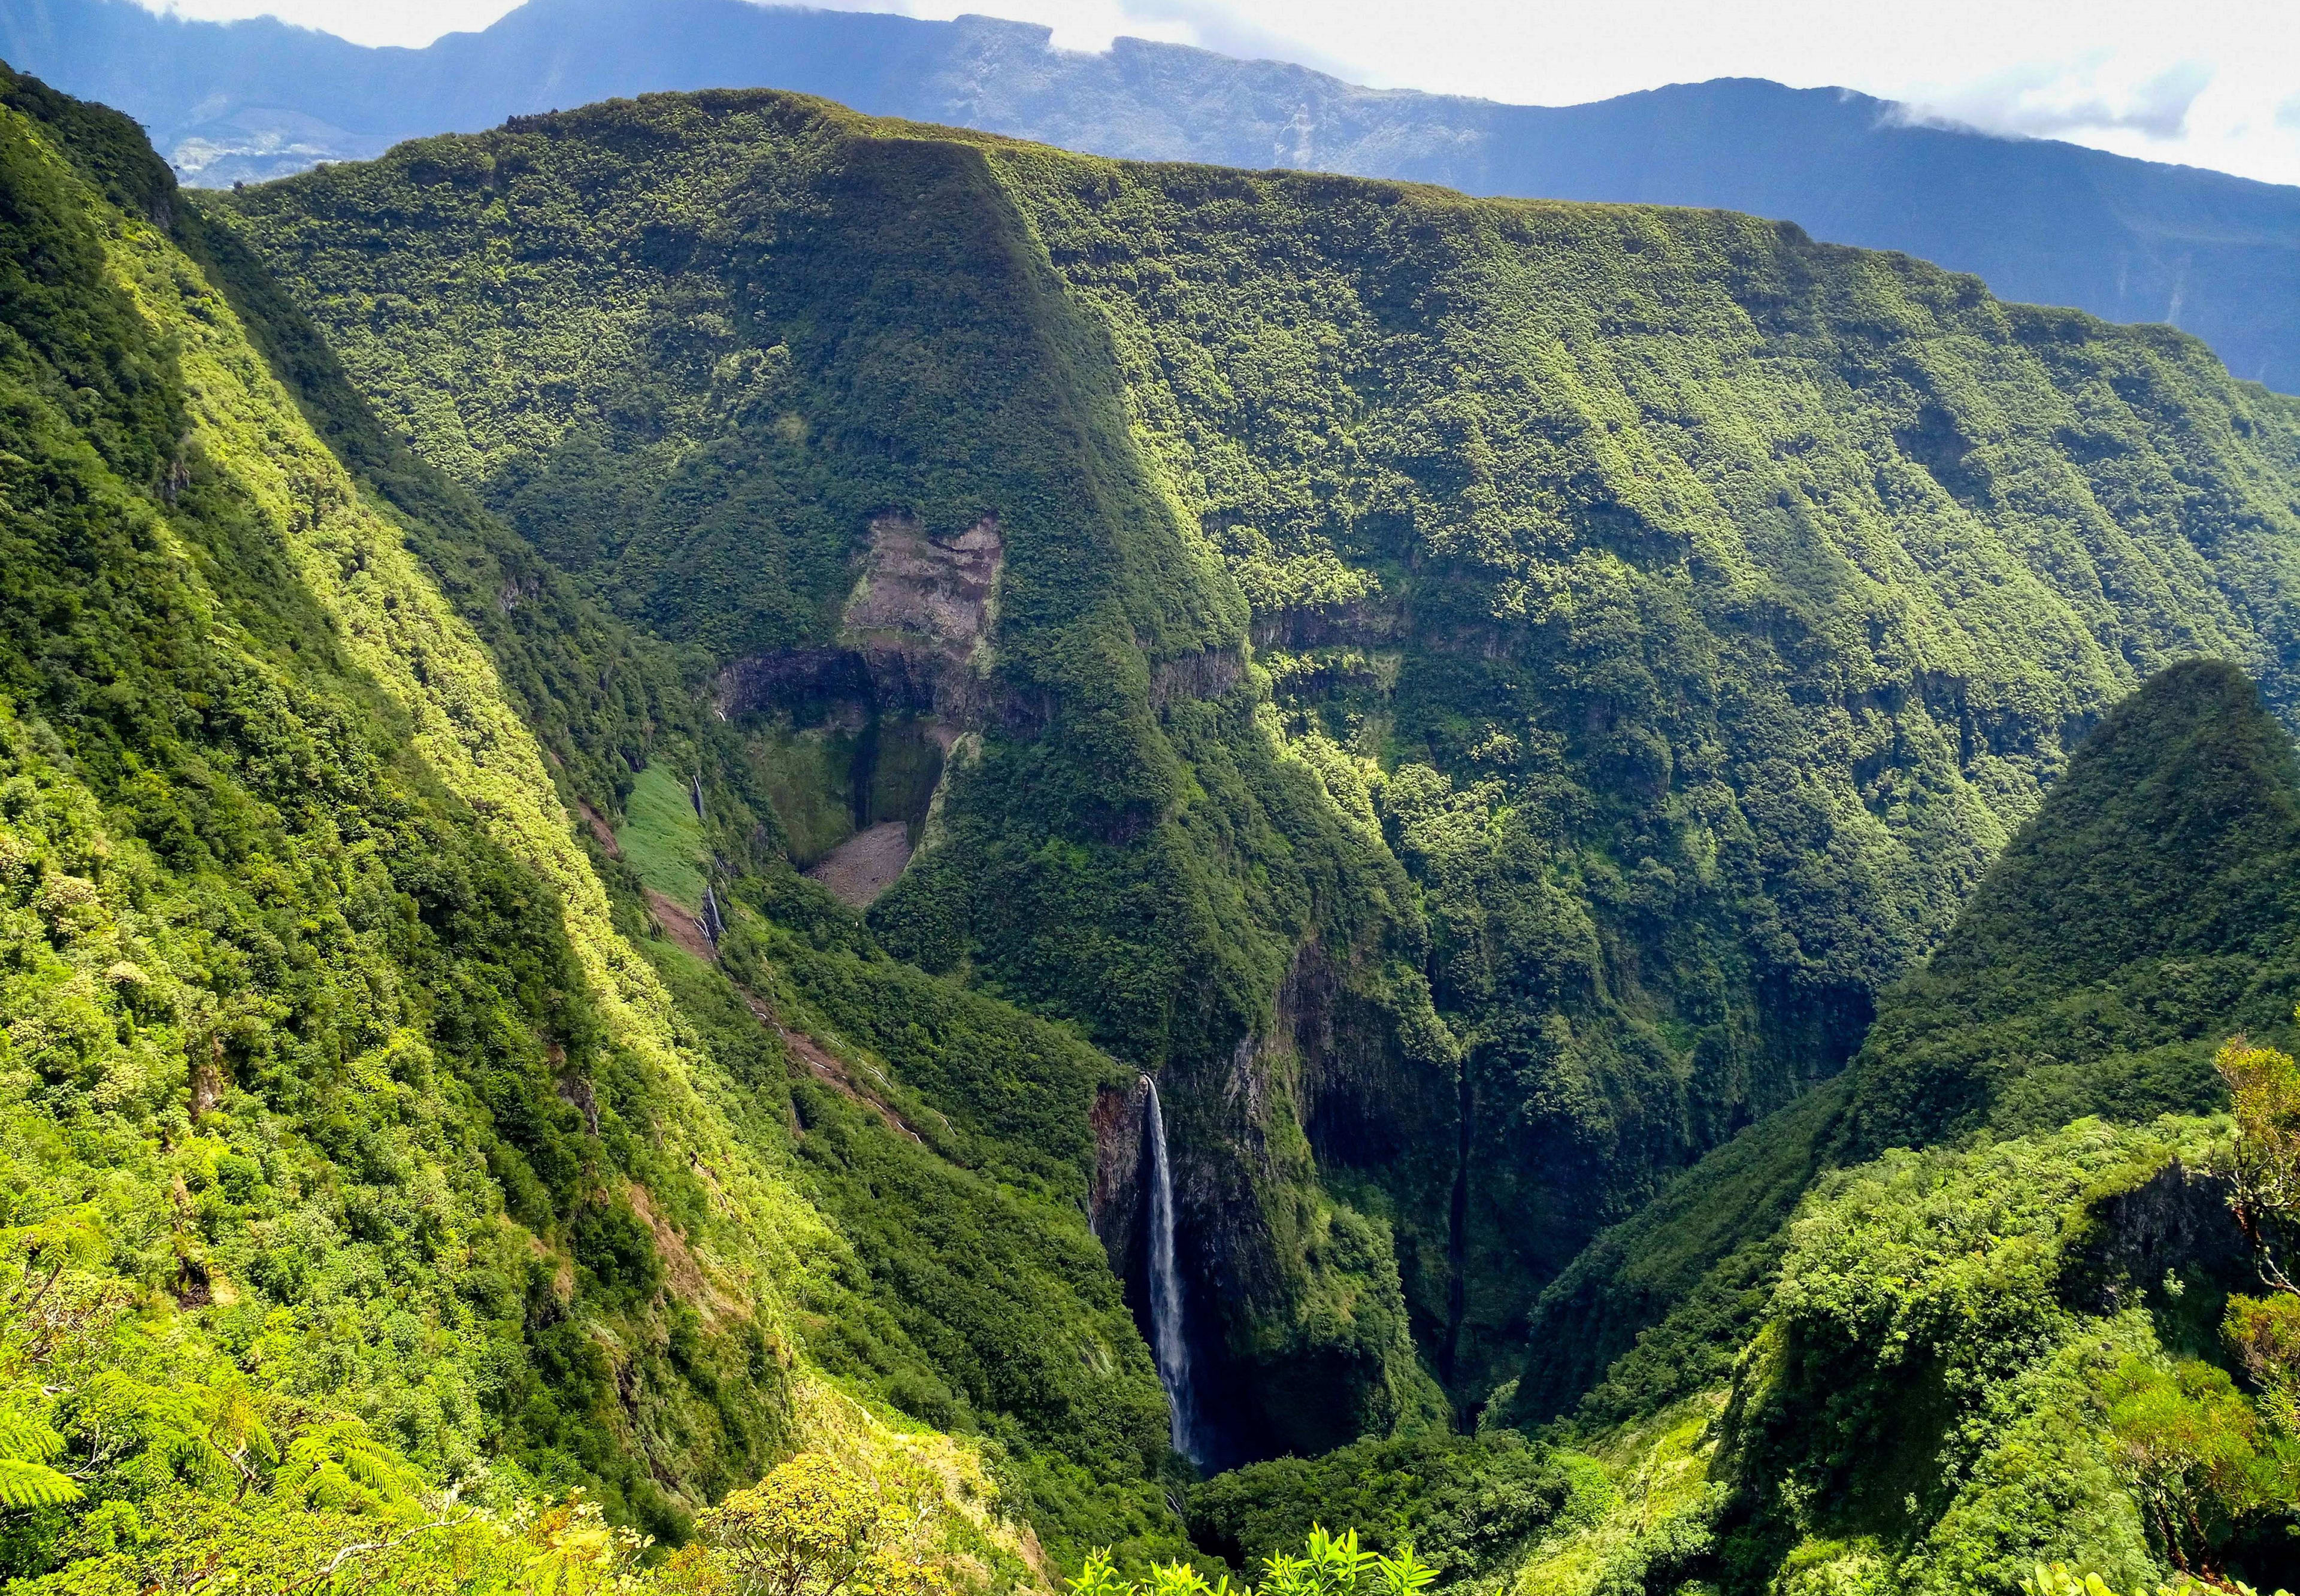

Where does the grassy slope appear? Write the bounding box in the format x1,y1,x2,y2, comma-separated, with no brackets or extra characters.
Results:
203,89,2300,1441
619,763,706,911
0,66,1188,1585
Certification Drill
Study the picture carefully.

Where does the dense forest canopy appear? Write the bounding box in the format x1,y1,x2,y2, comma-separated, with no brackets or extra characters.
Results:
0,55,2296,1596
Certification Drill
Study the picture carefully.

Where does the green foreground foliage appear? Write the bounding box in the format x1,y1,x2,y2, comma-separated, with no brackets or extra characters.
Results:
1073,1528,1435,1596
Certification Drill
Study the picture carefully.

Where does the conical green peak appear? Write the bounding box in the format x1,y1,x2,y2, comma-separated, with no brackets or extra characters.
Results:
1928,657,2300,998
1836,658,2300,1159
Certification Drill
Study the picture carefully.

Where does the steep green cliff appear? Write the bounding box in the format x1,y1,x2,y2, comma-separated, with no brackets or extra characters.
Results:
1273,665,2300,1593
206,88,2300,1449
0,66,1192,1588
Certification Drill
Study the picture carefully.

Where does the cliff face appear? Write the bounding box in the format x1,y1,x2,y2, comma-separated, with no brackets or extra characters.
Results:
207,89,2300,1447
981,142,2300,1405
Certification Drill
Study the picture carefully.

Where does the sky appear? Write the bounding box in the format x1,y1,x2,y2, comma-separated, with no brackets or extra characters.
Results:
134,0,2300,187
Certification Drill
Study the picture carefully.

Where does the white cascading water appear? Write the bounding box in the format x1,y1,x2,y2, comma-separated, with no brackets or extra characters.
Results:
1142,1077,1204,1464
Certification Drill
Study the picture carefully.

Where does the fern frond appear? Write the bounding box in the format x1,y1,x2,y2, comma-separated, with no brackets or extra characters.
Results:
340,1440,411,1500
0,1409,63,1463
277,1418,422,1517
0,1457,82,1508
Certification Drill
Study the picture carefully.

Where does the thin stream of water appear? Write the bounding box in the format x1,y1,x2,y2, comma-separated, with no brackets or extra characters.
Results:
1143,1077,1203,1465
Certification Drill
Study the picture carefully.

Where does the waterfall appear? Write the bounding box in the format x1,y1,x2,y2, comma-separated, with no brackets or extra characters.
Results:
1142,1077,1204,1465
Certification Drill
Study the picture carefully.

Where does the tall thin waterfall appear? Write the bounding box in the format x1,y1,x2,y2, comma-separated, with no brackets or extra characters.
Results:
1142,1077,1203,1464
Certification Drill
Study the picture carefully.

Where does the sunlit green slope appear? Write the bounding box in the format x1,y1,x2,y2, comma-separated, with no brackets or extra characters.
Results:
0,65,1191,1587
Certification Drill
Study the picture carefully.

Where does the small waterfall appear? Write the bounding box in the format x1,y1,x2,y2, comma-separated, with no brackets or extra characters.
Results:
1142,1077,1204,1465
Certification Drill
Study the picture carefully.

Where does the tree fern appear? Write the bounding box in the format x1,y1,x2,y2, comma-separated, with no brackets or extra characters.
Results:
0,1404,78,1509
277,1419,421,1519
0,1409,63,1464
0,1456,80,1509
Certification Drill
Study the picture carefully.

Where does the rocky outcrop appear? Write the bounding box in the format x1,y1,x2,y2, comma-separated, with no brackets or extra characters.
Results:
715,513,1003,728
2071,1157,2252,1311
1088,1076,1149,1275
844,514,1001,656
715,647,876,723
1248,596,1405,654
715,516,1005,883
1148,646,1245,710
1285,940,1456,1173
839,513,1002,726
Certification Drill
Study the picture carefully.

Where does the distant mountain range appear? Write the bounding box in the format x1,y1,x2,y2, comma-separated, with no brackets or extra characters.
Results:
4,0,2297,392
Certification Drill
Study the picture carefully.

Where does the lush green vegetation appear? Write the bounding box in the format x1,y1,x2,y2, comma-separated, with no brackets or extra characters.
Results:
1516,659,2300,1430
0,61,791,1568
207,91,1451,1456
1190,1433,1610,1585
0,64,1197,1589
13,54,2300,1596
983,142,2300,1404
205,86,2300,1458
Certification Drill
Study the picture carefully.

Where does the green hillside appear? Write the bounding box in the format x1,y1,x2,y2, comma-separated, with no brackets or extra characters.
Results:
1514,659,2300,1431
0,64,1192,1589
204,86,2300,1447
1352,663,2300,1592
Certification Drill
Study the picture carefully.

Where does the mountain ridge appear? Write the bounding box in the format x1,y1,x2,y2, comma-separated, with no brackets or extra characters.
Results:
2,0,2297,390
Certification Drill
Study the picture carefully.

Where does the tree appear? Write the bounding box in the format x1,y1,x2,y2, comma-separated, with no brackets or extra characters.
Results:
2217,1039,2300,1298
694,1454,943,1596
2101,1358,2280,1579
2216,1037,2300,1441
2025,1561,2294,1596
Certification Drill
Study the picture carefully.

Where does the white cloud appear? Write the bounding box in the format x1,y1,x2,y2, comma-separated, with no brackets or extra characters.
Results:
1903,57,2217,142
130,0,2300,186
